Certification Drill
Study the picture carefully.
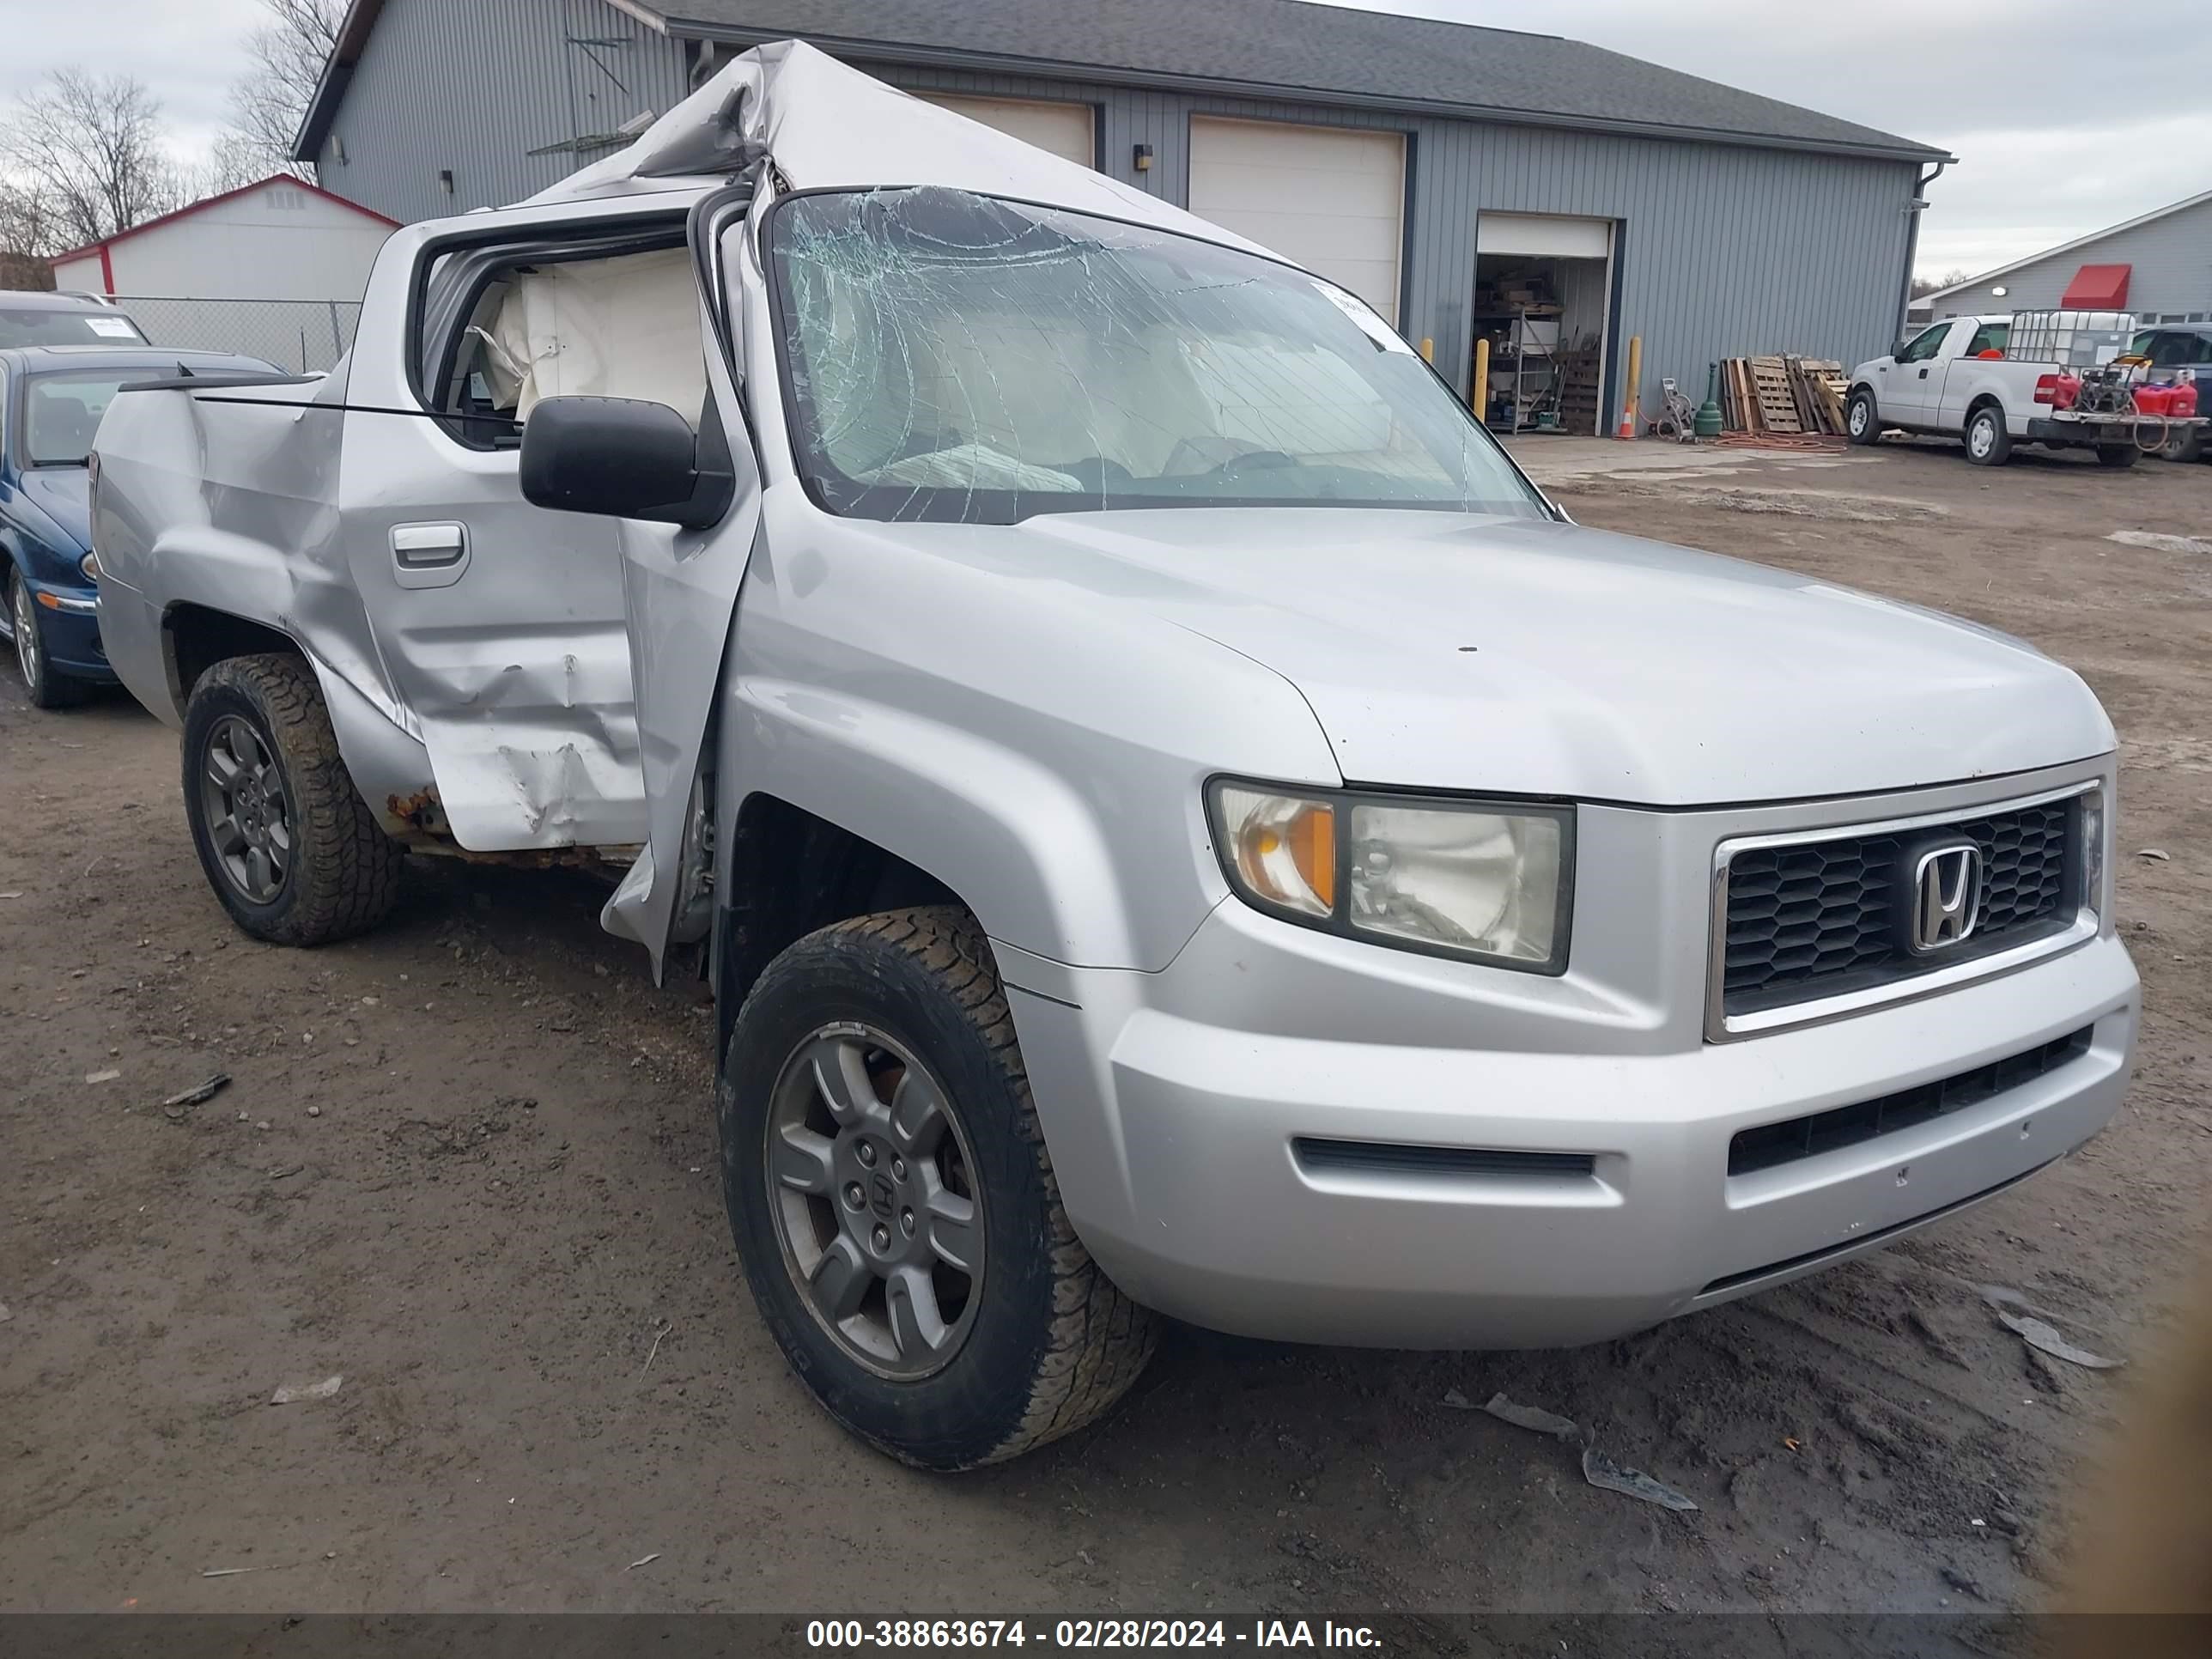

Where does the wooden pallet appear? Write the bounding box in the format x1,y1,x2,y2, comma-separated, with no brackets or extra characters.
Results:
1556,336,1602,434
1748,356,1802,433
1717,354,1852,437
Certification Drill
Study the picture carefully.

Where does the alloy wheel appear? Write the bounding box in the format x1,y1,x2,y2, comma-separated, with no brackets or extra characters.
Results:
11,575,39,690
199,714,295,904
764,1021,985,1379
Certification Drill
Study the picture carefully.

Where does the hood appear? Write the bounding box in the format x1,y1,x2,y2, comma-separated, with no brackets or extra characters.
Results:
901,507,2112,806
15,467,90,553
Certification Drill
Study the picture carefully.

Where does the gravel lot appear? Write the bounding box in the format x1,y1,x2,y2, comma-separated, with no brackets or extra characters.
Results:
3,439,2207,1621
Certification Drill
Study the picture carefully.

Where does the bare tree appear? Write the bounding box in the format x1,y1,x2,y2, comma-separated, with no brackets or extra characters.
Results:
0,179,58,258
226,0,347,181
1910,268,1972,299
0,70,179,249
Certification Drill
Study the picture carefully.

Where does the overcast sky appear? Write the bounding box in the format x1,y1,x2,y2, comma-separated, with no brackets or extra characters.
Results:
4,0,2207,280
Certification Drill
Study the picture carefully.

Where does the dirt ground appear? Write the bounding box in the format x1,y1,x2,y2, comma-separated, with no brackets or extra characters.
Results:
3,438,2208,1621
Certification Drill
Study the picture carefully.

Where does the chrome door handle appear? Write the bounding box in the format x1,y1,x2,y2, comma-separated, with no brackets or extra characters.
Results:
391,521,470,589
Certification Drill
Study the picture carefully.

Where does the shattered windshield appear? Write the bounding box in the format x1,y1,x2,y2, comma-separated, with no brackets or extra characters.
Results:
767,187,1549,525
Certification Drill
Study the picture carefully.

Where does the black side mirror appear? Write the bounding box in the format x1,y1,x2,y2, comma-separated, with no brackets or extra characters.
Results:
1891,342,1911,361
520,395,732,529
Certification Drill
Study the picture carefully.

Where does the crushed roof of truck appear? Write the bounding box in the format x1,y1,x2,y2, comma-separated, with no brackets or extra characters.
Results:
530,40,1273,261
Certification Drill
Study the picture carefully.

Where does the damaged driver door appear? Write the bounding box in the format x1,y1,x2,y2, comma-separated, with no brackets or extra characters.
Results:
520,182,765,982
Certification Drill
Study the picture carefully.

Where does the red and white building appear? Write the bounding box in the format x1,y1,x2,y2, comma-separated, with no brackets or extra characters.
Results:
52,174,398,301
49,176,399,370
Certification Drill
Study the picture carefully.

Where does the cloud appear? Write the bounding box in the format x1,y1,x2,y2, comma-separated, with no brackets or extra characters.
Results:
0,0,265,163
3,0,2202,280
1317,0,2212,276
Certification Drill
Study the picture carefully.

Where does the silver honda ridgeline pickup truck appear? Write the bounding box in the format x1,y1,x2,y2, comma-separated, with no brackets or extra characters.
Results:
91,44,2137,1468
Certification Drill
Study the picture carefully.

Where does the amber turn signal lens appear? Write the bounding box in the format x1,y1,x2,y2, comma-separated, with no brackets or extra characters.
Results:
1216,787,1338,920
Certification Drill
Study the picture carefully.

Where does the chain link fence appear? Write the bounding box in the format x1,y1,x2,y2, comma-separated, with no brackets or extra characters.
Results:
108,296,364,374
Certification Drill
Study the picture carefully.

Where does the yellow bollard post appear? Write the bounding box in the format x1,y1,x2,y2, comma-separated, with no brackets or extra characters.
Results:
1620,334,1644,439
1473,337,1491,426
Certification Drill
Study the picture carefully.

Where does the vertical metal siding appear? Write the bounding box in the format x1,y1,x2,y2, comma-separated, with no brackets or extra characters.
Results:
1926,195,2212,320
319,16,1921,398
316,0,690,225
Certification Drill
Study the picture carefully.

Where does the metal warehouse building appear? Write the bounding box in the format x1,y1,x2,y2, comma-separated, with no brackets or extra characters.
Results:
299,0,1948,433
1915,186,2212,326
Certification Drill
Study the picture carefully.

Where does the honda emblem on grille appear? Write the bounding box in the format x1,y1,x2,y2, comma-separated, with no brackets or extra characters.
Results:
1910,842,1983,954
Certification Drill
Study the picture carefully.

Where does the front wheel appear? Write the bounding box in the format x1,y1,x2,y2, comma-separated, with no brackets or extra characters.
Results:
7,565,88,709
1964,405,2012,466
1845,388,1881,445
180,653,404,945
2096,444,2140,469
722,906,1156,1469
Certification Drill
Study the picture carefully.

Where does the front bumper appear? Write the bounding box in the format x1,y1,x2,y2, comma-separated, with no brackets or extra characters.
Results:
1001,763,2137,1350
18,577,117,682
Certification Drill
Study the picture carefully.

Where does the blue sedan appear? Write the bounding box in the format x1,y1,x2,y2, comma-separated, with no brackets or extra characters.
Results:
1,344,278,708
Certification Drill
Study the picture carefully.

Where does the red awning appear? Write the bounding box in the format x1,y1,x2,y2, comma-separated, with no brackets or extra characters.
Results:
2059,264,2131,307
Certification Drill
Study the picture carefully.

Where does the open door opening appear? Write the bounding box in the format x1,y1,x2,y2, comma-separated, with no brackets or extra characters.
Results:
1471,212,1616,435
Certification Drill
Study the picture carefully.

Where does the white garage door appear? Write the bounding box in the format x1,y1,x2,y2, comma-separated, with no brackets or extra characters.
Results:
919,94,1096,168
1476,212,1613,259
1188,117,1405,324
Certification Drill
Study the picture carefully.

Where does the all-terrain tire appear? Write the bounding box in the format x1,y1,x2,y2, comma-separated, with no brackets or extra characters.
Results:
722,905,1157,1469
181,653,404,945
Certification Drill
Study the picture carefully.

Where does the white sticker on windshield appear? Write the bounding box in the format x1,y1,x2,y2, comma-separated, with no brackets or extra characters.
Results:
86,316,137,338
1312,282,1413,354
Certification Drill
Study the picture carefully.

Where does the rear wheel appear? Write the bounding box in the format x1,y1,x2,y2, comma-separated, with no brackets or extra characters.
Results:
2161,428,2203,464
7,566,88,710
1845,388,1881,446
180,653,404,945
722,906,1155,1469
1964,404,2011,466
2096,444,2140,469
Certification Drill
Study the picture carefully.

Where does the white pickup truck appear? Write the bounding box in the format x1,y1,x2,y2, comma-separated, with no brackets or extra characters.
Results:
1846,312,2206,466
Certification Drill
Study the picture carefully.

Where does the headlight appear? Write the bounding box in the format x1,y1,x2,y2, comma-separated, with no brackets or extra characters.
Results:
2080,785,2109,927
1207,781,1573,972
79,550,99,582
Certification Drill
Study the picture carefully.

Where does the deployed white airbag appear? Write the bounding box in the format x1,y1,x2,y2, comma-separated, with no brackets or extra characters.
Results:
476,246,706,421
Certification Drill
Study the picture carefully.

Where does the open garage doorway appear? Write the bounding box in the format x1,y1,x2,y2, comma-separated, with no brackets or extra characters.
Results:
1472,212,1617,434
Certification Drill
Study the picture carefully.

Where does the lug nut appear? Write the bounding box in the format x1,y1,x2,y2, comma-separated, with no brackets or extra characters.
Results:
843,1182,865,1210
891,1157,907,1181
872,1224,890,1251
900,1208,916,1237
856,1142,877,1167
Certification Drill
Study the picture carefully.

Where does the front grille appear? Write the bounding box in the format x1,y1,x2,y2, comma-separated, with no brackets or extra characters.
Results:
1727,1025,2094,1176
1723,799,2078,1015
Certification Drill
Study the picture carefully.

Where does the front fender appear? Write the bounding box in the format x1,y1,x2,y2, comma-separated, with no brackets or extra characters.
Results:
723,676,1167,972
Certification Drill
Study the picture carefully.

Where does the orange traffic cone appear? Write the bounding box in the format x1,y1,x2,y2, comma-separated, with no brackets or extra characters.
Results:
1615,406,1638,440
